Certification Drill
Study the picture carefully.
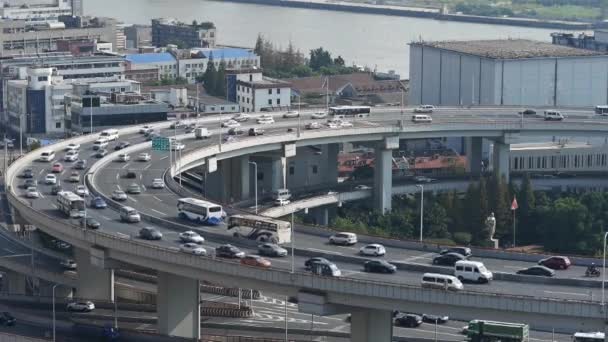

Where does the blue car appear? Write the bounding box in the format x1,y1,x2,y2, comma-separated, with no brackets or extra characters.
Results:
91,197,107,209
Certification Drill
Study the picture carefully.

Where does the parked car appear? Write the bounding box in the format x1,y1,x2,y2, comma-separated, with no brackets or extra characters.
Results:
432,252,466,266
139,227,163,240
111,190,128,201
179,231,204,244
422,314,449,324
215,244,245,258
516,265,555,277
180,243,206,255
60,259,77,270
0,312,16,326
51,163,64,173
241,255,272,268
74,159,87,170
394,313,422,328
67,301,95,312
359,243,386,256
258,243,288,257
538,256,571,270
329,232,357,245
127,183,142,194
68,171,80,183
364,260,397,273
151,178,165,189
90,196,107,209
439,247,472,258
138,153,151,162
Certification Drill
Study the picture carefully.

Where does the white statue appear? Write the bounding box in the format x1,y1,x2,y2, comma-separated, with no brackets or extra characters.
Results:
486,212,498,249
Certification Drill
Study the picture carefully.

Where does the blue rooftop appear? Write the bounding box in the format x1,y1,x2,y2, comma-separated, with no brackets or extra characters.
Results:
194,48,256,60
126,52,176,64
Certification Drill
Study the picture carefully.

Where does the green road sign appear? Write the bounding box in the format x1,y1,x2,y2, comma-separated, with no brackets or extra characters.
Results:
152,136,170,151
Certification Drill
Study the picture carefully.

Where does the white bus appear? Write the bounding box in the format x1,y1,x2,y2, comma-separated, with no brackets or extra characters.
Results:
99,129,119,141
329,106,371,119
573,332,605,342
228,214,291,244
56,191,85,218
177,198,223,225
595,105,608,115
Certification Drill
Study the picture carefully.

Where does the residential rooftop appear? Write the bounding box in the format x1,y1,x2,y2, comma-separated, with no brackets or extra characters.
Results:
411,39,605,59
125,52,175,64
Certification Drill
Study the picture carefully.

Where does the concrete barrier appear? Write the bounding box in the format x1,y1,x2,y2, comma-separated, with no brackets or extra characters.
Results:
201,284,261,299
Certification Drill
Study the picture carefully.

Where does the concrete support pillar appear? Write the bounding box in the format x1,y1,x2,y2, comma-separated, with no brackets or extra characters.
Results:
326,143,339,185
492,141,510,183
311,207,329,226
157,272,200,339
3,271,26,295
465,137,483,176
350,309,393,342
271,158,283,191
373,147,393,213
239,156,250,200
74,248,114,301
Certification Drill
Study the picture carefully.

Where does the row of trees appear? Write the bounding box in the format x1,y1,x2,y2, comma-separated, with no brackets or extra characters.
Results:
253,34,358,79
333,173,607,256
197,55,227,97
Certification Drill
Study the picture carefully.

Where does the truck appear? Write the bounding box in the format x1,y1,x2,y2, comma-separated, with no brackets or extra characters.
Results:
466,320,529,342
194,127,211,139
227,214,291,244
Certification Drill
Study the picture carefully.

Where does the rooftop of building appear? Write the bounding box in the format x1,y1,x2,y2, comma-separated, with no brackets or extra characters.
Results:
125,52,175,64
152,17,215,29
192,47,257,60
289,72,404,95
411,39,605,59
142,84,237,105
511,141,602,151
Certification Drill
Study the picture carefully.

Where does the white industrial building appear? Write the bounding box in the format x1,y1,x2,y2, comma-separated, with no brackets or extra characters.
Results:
236,71,291,112
510,141,608,173
409,39,608,107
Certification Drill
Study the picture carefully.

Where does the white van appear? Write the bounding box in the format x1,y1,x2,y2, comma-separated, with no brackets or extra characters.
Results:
421,273,463,291
100,129,119,141
412,114,432,123
454,260,493,283
414,105,435,113
119,206,141,223
544,110,564,121
39,151,56,162
273,188,291,201
93,138,109,151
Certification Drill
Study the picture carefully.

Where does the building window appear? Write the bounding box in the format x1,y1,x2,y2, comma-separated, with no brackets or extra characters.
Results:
312,165,318,174
277,99,280,105
38,76,47,81
220,106,224,110
277,88,281,94
237,95,240,101
249,75,252,82
247,98,249,104
268,99,272,105
257,172,263,181
55,122,61,128
289,166,294,175
268,89,272,95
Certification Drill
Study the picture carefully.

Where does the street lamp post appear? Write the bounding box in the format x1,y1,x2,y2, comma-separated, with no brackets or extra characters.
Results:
249,161,258,214
416,184,424,242
52,283,60,342
291,210,295,273
602,231,608,306
297,94,301,137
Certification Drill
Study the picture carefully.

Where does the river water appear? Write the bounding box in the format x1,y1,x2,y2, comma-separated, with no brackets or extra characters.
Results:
86,0,562,77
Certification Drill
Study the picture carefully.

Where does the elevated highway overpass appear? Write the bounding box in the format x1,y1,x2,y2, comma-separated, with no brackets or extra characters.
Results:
6,107,608,340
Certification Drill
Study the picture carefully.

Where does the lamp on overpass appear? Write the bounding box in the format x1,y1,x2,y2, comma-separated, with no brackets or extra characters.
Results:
415,184,424,242
52,283,63,342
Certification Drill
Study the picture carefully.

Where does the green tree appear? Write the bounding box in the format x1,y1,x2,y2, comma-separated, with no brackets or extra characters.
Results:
214,60,227,97
202,55,217,95
477,177,491,242
517,173,537,244
254,34,264,58
334,55,345,66
541,197,591,254
309,47,333,71
424,203,450,238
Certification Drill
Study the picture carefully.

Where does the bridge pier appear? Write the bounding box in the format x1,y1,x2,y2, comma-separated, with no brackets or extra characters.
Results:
373,137,398,213
2,270,26,295
310,207,329,226
326,143,339,185
465,137,483,176
157,272,200,339
492,141,510,183
350,309,393,342
74,248,114,301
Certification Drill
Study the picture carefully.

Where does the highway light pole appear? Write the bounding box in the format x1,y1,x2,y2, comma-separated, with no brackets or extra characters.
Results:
602,231,608,306
416,184,424,242
52,283,61,342
248,161,258,214
291,210,295,273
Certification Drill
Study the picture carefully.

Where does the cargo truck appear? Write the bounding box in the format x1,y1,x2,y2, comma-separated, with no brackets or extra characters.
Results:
466,320,529,342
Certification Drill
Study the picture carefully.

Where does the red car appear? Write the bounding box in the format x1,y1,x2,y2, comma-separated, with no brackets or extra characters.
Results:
51,163,64,173
538,256,571,270
240,255,271,268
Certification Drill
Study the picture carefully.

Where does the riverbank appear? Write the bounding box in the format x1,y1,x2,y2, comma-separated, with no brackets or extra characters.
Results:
215,0,593,29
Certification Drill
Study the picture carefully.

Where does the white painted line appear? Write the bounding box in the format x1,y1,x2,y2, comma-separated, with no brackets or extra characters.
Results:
100,215,111,221
149,208,166,216
116,232,130,239
152,196,163,202
403,252,435,262
141,185,147,191
544,290,589,297
143,164,152,170
38,169,44,175
121,163,129,169
306,248,342,255
160,156,168,160
115,173,119,180
128,197,138,203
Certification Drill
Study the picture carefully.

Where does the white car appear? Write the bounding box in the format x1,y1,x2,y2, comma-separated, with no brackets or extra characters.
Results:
25,187,39,198
45,174,57,185
283,111,299,118
138,153,151,162
326,121,340,129
171,142,185,151
414,105,435,113
60,259,77,270
117,153,130,162
355,184,371,190
340,121,353,128
65,143,80,151
413,176,434,183
329,232,357,245
232,113,250,122
306,122,321,130
112,190,127,201
64,150,79,162
180,243,207,255
274,198,290,206
311,111,327,119
151,178,165,189
67,301,95,312
359,243,386,256
257,115,275,125
222,120,240,128
223,135,236,143
139,125,151,133
75,185,89,197
179,231,205,244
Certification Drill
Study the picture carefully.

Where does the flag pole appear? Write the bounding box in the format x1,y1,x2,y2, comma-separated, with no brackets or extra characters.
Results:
512,209,516,248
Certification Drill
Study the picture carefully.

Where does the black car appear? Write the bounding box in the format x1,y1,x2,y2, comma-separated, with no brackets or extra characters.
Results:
394,314,422,328
139,227,163,240
125,170,137,179
215,244,245,258
51,184,62,195
228,128,244,136
516,265,555,277
114,141,131,150
22,179,37,189
81,218,101,230
364,260,397,273
520,109,537,115
0,312,16,326
439,247,472,257
95,149,108,158
74,159,87,170
432,252,466,266
422,314,449,324
304,257,332,269
21,168,34,178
